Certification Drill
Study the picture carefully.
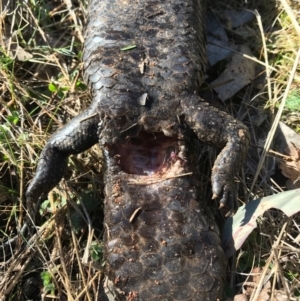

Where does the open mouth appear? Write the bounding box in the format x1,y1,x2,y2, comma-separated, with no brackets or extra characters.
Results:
112,130,182,176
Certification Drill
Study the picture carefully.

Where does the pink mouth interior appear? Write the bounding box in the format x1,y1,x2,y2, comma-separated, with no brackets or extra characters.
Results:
113,131,178,175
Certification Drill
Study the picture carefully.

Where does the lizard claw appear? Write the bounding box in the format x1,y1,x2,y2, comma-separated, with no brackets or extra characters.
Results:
212,171,238,214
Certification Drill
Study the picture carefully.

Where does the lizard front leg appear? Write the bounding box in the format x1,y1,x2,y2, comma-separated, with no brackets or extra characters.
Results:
26,101,100,205
181,95,250,212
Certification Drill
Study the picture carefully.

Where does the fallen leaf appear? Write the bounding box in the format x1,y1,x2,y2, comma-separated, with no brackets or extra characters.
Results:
224,10,255,29
275,122,300,189
206,10,232,66
13,45,33,61
2,34,33,61
211,44,256,101
223,189,300,258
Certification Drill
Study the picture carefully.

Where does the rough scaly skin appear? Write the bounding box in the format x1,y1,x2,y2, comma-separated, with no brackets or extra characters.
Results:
26,0,250,300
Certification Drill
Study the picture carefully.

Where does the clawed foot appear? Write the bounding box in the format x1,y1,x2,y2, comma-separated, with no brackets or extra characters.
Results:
211,142,246,216
211,171,238,217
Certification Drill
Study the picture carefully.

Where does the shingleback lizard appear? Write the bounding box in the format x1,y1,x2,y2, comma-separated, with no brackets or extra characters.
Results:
26,0,250,300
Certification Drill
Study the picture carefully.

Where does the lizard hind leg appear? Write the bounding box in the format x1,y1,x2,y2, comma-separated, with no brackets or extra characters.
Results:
181,95,250,213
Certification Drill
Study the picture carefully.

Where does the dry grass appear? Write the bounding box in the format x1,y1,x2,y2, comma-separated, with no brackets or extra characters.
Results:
0,0,299,300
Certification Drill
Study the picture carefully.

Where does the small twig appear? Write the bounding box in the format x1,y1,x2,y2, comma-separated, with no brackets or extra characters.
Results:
250,223,288,301
268,149,299,162
128,172,193,185
129,207,142,223
63,0,84,43
74,271,102,301
208,41,278,72
79,112,98,122
23,2,48,44
275,245,300,253
3,250,36,295
163,185,181,189
254,10,272,105
272,248,291,300
76,223,93,301
119,123,138,134
53,208,75,301
104,223,110,240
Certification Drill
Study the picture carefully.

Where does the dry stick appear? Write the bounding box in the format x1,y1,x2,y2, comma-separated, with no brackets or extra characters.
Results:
66,185,94,300
249,9,277,193
80,113,98,122
6,2,16,54
44,194,71,299
68,212,93,301
53,211,75,301
250,47,300,193
0,246,33,289
17,97,25,228
270,229,290,300
250,222,288,301
2,214,58,295
119,122,138,133
63,0,84,43
4,250,36,295
95,273,102,301
71,68,80,93
276,244,300,253
128,172,193,185
105,223,110,240
23,2,48,44
72,187,94,263
243,53,278,72
292,220,300,243
33,220,71,300
208,41,278,72
269,177,284,193
272,248,290,300
129,207,142,223
74,271,102,301
52,54,70,82
77,202,94,301
255,10,273,104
